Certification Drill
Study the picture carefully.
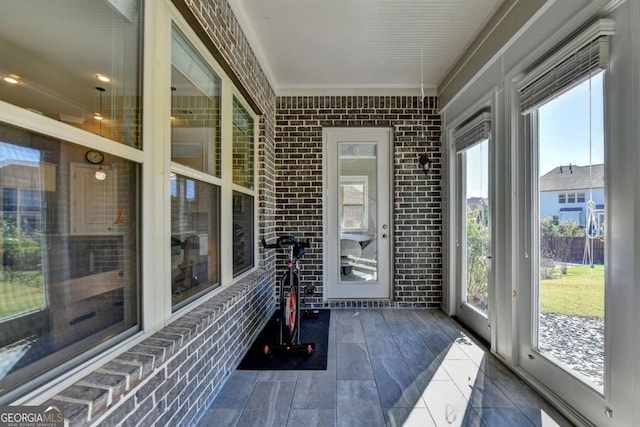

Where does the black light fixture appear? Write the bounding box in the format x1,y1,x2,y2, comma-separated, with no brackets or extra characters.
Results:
94,86,106,136
416,3,432,179
418,85,431,176
418,153,430,175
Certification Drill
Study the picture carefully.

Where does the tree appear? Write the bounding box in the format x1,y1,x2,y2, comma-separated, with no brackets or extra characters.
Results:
1,218,42,272
465,203,489,309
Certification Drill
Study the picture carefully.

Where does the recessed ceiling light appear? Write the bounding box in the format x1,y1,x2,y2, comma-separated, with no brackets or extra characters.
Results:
3,74,21,84
96,74,111,83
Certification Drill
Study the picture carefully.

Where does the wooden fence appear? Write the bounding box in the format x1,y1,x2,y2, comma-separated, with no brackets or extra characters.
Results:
541,236,604,264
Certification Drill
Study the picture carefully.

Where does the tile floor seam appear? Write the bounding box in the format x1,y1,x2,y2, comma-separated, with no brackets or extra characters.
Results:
198,309,574,427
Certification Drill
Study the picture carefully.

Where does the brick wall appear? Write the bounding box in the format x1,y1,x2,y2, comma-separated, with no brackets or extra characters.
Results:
45,272,271,426
275,96,442,308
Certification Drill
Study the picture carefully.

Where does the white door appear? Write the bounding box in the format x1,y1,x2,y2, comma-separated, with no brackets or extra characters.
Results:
455,137,491,343
518,72,610,423
324,128,391,299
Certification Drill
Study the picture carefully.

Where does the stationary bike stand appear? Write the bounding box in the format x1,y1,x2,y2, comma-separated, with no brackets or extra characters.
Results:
262,236,315,356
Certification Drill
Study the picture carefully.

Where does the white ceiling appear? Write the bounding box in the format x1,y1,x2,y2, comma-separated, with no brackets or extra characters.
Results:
229,0,505,96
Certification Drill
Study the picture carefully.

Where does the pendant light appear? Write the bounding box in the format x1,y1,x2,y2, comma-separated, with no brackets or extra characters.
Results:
94,86,105,134
94,87,107,180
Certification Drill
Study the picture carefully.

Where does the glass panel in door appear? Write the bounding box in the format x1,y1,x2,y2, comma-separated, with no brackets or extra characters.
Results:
462,139,490,313
338,143,378,283
535,73,605,390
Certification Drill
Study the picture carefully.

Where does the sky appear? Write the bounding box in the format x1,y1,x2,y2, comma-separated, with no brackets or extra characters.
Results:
0,141,40,163
464,72,605,198
538,72,604,176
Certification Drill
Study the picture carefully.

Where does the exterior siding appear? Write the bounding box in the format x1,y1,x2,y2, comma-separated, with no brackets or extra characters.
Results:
540,189,605,227
275,96,443,308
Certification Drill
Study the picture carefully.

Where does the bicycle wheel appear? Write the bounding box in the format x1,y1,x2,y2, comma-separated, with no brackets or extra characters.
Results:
279,270,299,343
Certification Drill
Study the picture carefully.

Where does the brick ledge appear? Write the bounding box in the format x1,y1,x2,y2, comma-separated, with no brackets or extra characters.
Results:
44,269,270,426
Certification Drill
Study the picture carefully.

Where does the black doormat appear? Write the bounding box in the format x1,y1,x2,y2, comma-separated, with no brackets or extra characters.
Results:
237,309,330,370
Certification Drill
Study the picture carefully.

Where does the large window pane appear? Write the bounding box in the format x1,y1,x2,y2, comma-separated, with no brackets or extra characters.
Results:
537,73,605,389
463,139,489,313
171,27,221,176
171,175,220,309
0,122,139,401
232,191,254,277
232,98,254,189
0,1,142,148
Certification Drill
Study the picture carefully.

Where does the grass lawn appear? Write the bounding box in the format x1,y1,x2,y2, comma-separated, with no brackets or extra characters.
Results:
540,264,604,318
0,270,45,319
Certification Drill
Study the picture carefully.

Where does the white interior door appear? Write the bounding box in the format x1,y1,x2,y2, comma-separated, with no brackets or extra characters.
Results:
324,128,391,299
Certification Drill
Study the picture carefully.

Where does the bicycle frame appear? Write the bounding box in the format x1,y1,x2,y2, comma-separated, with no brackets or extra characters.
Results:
262,235,314,355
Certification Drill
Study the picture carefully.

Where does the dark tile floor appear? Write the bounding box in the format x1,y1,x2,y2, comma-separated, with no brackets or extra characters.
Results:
197,309,574,427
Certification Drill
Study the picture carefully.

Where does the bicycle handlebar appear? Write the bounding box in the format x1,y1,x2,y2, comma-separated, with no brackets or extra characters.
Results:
262,235,311,250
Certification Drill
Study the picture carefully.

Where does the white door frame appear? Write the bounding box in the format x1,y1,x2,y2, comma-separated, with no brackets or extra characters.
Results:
454,137,493,344
446,93,497,347
322,127,393,300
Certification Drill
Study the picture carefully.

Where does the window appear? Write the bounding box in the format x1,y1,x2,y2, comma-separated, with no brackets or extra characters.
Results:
232,98,255,190
0,123,140,401
536,73,606,389
170,27,223,309
171,26,221,176
232,191,254,276
0,0,260,403
232,98,255,276
340,177,368,231
451,106,492,341
519,31,607,390
0,1,142,148
170,175,220,308
0,0,143,403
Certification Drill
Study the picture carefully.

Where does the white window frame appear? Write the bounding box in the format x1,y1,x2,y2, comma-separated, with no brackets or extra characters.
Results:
0,8,146,406
166,4,259,322
513,18,617,425
229,94,259,280
4,0,259,404
339,175,369,232
445,94,496,346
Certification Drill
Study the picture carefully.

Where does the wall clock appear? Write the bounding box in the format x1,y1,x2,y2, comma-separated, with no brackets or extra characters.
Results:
85,149,104,165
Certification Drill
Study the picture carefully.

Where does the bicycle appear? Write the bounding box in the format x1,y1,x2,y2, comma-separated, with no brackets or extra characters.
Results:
262,235,316,355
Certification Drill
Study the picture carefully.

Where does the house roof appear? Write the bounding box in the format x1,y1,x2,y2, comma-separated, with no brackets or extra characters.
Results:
540,164,604,192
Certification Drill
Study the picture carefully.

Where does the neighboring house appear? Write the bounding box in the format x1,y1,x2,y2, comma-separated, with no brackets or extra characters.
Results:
466,196,487,212
539,164,605,228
